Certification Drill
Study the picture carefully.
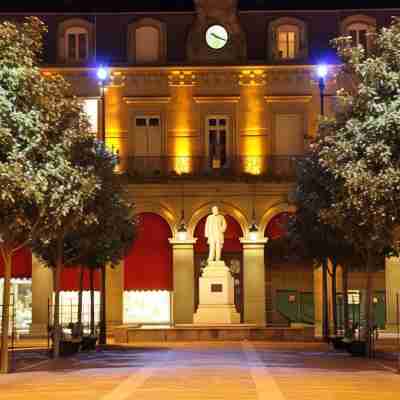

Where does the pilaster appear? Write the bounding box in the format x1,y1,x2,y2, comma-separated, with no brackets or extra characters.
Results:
169,239,197,324
385,257,400,332
240,238,268,325
31,256,53,336
106,261,124,333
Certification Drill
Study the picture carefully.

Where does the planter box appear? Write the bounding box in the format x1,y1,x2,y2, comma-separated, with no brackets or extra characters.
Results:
81,336,97,351
331,336,347,350
347,340,367,357
60,339,81,357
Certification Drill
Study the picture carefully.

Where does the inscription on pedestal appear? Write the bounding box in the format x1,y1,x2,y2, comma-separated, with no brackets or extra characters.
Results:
211,284,223,293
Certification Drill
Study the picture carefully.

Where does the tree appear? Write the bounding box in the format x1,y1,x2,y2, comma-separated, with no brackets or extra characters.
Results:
32,135,100,358
62,142,136,343
0,17,98,372
289,144,359,340
316,18,400,356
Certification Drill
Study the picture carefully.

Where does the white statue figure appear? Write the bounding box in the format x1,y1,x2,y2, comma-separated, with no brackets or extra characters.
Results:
205,206,227,263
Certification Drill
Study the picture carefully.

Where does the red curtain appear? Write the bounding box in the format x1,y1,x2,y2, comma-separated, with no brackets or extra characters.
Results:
0,247,32,279
265,212,292,240
124,213,172,291
194,214,243,253
60,267,101,291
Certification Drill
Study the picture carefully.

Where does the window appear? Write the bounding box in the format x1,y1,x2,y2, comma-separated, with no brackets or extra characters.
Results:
65,27,89,62
58,19,94,64
123,291,171,324
134,116,162,156
277,25,299,59
135,26,160,64
274,114,304,156
206,116,229,169
341,15,376,52
269,18,307,62
128,18,167,64
347,22,369,48
82,99,98,134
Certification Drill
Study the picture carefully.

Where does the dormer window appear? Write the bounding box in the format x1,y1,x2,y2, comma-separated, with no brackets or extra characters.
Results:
277,25,299,59
57,18,94,64
268,17,308,62
127,18,167,65
66,27,89,62
341,15,377,51
347,22,369,48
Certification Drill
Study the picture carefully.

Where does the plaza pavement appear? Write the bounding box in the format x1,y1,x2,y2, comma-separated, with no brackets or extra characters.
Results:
0,342,399,400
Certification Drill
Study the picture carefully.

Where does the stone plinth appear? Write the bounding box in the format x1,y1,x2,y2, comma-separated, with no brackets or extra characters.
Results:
194,261,240,324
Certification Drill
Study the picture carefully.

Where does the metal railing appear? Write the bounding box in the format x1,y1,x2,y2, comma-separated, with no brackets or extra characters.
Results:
120,155,302,181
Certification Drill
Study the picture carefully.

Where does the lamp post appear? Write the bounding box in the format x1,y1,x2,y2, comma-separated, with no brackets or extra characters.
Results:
317,64,328,116
96,66,108,345
97,66,109,143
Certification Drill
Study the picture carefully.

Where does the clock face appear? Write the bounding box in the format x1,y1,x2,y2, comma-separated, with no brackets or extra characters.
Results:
205,25,229,50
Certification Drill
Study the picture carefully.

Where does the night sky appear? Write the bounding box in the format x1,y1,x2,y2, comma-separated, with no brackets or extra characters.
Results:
0,1,397,13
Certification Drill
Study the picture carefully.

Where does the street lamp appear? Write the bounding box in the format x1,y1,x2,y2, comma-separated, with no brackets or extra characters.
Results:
317,64,328,116
177,210,188,241
97,66,109,142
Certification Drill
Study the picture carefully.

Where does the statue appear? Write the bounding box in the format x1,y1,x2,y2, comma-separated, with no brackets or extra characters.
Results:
205,206,227,263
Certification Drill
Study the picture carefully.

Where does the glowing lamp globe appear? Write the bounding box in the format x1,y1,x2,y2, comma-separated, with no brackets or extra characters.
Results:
97,66,109,81
317,64,328,79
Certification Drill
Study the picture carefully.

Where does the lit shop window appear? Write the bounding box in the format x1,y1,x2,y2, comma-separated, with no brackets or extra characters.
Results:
123,291,171,324
58,291,100,326
82,99,98,134
0,278,32,332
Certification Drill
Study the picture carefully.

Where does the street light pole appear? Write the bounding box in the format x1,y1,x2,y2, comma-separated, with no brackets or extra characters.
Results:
319,77,326,116
97,66,109,143
317,64,328,117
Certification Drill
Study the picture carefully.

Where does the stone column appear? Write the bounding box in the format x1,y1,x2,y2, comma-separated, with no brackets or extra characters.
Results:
31,256,53,336
106,261,124,333
385,257,400,332
169,239,197,325
313,264,323,338
240,239,268,325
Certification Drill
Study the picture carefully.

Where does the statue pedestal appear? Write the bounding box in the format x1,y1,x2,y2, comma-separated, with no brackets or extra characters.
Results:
194,261,240,324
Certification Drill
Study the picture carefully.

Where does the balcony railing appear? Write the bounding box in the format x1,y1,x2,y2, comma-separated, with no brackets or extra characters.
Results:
120,156,302,181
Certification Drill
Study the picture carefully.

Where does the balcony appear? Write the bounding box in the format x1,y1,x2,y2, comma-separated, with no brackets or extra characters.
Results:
120,156,301,182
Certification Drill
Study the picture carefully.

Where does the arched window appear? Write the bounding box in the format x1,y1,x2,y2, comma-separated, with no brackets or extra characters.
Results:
268,18,308,62
341,15,376,51
127,18,167,64
136,26,160,64
277,25,300,60
58,19,94,64
347,22,370,48
65,26,89,62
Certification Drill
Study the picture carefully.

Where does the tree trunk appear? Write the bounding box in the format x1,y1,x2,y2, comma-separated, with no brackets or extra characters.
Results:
53,238,63,358
322,259,329,341
90,268,95,336
99,265,106,345
365,251,374,358
343,265,350,337
331,260,338,336
0,249,12,374
77,266,84,335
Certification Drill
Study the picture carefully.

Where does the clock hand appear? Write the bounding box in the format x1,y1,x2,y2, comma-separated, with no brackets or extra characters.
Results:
211,32,227,42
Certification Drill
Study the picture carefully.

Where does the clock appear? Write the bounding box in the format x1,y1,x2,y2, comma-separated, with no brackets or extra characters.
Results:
205,25,229,50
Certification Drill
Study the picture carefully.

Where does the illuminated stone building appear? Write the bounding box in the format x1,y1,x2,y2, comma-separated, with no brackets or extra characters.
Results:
1,1,400,337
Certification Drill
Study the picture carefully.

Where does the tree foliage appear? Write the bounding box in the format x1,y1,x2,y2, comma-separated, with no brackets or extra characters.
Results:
0,17,99,368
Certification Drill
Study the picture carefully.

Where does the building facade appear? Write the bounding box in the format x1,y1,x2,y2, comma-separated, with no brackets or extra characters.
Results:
1,1,400,336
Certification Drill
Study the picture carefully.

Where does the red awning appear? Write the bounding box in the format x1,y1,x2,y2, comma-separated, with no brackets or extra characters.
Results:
194,215,243,253
265,212,292,240
60,267,101,291
124,213,172,291
0,247,32,279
